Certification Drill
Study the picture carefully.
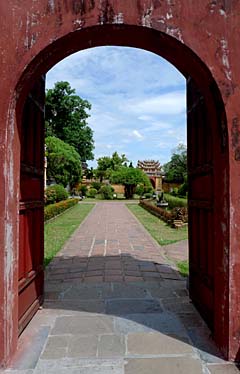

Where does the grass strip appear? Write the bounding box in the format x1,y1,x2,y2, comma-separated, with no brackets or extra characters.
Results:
44,203,95,267
177,260,189,277
127,204,188,246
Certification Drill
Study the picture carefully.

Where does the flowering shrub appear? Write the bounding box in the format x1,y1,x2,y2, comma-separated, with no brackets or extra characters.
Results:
45,184,69,205
44,198,78,221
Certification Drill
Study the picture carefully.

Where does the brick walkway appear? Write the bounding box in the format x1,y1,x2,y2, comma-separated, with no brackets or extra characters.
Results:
4,202,238,374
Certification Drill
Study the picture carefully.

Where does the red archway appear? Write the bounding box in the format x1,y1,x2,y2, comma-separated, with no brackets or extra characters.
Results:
0,1,239,367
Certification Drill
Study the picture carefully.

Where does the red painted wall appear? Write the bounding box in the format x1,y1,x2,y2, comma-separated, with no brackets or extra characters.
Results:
0,0,239,366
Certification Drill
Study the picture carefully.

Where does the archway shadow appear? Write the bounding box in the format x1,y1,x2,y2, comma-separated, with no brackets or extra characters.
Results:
41,253,225,365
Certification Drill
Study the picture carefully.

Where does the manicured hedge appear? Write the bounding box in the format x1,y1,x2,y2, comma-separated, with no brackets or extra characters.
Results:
164,194,187,209
139,199,173,223
139,199,188,225
44,198,79,221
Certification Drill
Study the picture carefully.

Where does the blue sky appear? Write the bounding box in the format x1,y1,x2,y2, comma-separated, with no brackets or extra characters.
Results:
46,46,186,168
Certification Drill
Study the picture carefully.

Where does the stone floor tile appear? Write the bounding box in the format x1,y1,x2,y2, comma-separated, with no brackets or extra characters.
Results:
104,275,124,282
41,335,69,359
187,327,225,364
5,202,227,374
127,332,193,355
124,357,204,374
98,335,125,358
34,358,124,374
68,335,98,358
206,364,240,373
114,312,187,334
7,326,50,370
49,299,106,313
51,315,114,335
84,276,104,283
106,299,163,315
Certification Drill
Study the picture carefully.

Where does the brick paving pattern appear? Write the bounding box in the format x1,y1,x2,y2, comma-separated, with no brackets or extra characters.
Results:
3,202,238,374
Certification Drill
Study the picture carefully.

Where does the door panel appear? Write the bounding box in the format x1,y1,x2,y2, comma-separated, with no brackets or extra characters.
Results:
18,77,45,334
187,77,214,327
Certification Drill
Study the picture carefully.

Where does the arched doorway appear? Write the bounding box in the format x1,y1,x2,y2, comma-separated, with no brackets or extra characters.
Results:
0,2,239,366
16,24,229,361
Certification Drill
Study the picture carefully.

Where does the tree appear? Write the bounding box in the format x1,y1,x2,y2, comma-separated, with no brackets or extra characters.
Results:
163,144,187,183
45,81,94,161
96,151,128,181
46,136,82,188
110,166,152,199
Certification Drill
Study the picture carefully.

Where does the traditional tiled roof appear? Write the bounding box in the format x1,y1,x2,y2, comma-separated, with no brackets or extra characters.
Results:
137,160,163,176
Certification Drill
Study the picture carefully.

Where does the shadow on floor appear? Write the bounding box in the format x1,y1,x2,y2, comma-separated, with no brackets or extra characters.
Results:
40,253,224,365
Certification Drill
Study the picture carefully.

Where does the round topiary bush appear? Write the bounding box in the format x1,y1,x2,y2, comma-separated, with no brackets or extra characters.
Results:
100,185,114,200
45,184,69,205
88,188,97,198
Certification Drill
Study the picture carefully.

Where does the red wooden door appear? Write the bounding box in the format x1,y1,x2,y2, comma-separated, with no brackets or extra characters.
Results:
187,77,215,327
18,77,45,334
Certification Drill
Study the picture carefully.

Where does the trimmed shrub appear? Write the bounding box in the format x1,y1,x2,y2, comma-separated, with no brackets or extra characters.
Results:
100,185,114,200
140,200,173,223
45,184,69,205
135,185,144,197
91,181,102,191
164,194,187,209
44,198,79,221
178,182,188,197
139,200,188,225
78,184,88,196
45,187,57,205
88,188,97,198
144,192,153,199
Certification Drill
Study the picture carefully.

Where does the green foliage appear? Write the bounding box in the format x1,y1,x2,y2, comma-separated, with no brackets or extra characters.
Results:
96,151,128,181
46,136,82,188
45,81,94,161
144,192,153,199
135,185,145,196
91,181,102,191
177,261,189,277
163,144,187,183
140,199,188,225
127,204,188,246
45,184,69,205
110,166,152,199
78,184,88,196
178,182,188,197
164,194,188,209
85,167,95,179
45,187,57,205
100,185,114,200
88,188,97,198
44,198,78,221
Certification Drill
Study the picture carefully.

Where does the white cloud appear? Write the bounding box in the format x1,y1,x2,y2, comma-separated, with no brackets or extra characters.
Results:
125,91,186,116
46,46,186,168
143,121,173,133
132,130,144,140
138,115,154,121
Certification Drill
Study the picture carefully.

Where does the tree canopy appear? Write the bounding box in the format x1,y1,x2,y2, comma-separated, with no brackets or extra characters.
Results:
110,166,152,199
46,136,82,188
45,81,94,161
163,144,187,183
96,151,128,181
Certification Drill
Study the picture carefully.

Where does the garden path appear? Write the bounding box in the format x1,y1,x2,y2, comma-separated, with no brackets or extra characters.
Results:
3,202,238,374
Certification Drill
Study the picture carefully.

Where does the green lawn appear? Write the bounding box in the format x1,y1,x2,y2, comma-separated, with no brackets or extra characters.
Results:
177,260,189,277
127,204,188,246
44,203,95,267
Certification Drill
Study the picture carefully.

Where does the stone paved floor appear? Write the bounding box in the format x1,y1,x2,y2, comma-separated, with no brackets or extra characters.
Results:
2,202,239,373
